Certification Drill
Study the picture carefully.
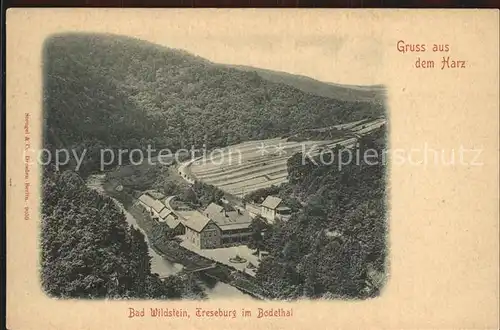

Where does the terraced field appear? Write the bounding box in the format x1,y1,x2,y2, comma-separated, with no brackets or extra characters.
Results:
184,139,323,197
350,117,386,135
183,118,386,198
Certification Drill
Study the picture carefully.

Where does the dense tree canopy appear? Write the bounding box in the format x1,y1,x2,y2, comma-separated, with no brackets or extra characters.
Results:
255,129,388,299
41,33,387,300
43,33,384,175
41,168,202,299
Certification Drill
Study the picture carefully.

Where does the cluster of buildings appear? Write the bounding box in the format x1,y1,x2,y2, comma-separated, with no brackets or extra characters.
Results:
137,192,185,236
181,203,253,249
137,191,291,250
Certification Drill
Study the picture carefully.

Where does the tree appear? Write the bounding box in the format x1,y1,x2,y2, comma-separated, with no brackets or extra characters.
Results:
180,186,198,206
163,181,180,196
43,33,387,301
44,33,383,179
247,216,269,255
255,129,388,300
40,169,201,299
287,153,316,185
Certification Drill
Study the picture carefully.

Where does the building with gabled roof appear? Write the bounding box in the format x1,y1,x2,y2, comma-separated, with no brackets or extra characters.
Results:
261,196,282,210
178,211,220,249
203,202,253,247
175,202,255,250
157,208,184,235
158,208,173,220
178,211,211,232
164,217,183,235
138,193,165,214
261,196,291,223
138,192,185,235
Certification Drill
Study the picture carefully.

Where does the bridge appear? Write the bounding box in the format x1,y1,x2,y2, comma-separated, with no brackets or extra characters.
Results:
183,263,217,273
158,263,217,280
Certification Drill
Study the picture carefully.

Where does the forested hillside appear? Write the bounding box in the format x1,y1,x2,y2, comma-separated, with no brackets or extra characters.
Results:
226,65,386,104
41,33,387,299
254,129,388,299
43,33,384,175
41,167,204,299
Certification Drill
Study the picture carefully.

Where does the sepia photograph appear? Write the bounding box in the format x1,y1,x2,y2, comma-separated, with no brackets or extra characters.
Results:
6,9,498,330
41,32,388,301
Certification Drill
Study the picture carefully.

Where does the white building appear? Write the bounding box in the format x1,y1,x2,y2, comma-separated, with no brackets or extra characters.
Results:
137,193,185,235
261,196,291,223
138,193,165,219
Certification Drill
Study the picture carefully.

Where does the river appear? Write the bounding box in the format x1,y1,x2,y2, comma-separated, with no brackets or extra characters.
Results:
86,174,251,300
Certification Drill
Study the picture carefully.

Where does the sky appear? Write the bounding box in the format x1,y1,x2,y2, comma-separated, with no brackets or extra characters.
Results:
80,10,386,86
148,33,384,86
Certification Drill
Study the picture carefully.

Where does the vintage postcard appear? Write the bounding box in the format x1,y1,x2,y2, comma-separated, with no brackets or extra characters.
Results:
5,9,499,330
